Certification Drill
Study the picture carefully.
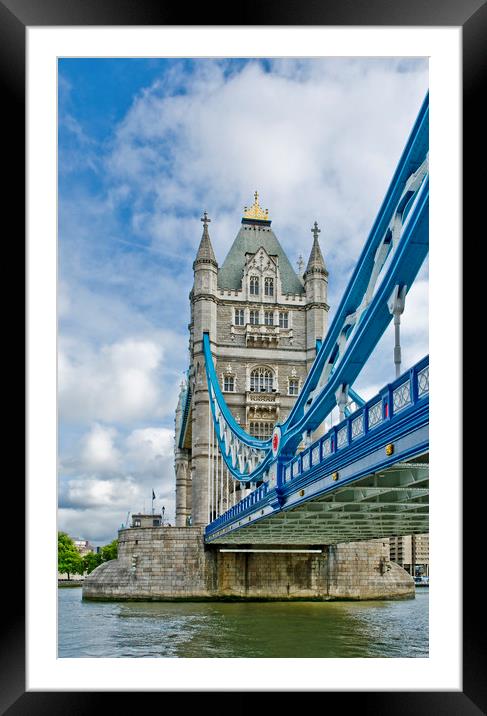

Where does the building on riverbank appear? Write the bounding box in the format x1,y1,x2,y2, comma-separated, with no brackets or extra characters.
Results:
73,538,94,556
388,534,429,577
83,196,415,601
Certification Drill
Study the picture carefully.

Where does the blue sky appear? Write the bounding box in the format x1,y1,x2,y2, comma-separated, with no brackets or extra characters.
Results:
58,57,429,546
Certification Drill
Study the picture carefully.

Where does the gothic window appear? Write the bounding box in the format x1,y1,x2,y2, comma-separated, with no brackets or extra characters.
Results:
234,308,244,325
279,311,289,328
250,367,274,392
250,276,259,295
249,310,259,325
288,378,299,396
264,310,274,326
223,376,235,392
249,421,274,439
264,277,274,296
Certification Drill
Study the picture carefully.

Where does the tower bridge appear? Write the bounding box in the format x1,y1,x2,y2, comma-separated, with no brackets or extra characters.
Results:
197,93,429,548
84,93,429,603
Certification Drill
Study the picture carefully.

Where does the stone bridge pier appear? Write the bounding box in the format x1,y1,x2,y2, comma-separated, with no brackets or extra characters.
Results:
82,526,414,601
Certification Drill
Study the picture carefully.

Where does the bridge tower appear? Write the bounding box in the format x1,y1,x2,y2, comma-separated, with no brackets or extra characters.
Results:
304,221,329,370
176,193,329,526
185,212,219,527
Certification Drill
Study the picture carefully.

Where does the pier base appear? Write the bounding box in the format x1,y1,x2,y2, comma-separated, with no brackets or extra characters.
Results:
83,526,414,601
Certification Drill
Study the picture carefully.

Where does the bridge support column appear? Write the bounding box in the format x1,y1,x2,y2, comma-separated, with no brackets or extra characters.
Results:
191,382,212,526
175,460,191,527
335,384,349,422
388,285,407,378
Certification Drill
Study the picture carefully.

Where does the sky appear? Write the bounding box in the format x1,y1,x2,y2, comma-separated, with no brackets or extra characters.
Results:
58,57,429,547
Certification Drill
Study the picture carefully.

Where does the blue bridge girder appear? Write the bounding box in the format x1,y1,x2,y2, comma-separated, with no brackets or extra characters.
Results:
205,357,428,544
203,92,429,484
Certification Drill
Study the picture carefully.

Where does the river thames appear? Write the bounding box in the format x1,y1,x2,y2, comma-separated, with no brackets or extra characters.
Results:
58,586,428,658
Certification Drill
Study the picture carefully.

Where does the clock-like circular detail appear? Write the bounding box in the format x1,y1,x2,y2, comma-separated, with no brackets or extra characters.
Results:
271,426,281,457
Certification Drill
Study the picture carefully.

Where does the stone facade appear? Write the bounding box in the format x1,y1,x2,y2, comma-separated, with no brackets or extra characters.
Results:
83,526,413,601
176,196,330,527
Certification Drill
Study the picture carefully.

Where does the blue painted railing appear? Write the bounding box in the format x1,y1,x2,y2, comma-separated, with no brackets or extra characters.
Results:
282,356,429,485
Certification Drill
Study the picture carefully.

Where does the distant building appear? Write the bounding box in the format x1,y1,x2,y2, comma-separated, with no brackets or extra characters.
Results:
73,538,94,556
58,535,93,580
388,534,429,576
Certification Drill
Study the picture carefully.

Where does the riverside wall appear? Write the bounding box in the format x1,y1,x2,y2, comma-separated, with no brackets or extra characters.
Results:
82,525,414,601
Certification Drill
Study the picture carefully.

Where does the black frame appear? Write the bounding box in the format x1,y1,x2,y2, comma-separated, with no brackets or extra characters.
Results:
6,0,479,712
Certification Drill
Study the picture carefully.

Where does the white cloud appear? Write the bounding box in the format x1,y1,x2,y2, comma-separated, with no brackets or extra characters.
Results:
59,425,177,545
80,423,120,471
125,427,174,468
58,336,171,424
60,476,138,509
106,58,428,286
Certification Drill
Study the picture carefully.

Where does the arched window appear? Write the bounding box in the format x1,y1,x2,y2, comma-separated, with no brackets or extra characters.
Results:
250,367,274,392
250,276,259,295
288,378,299,396
223,376,235,392
264,277,274,296
234,308,244,326
249,309,259,325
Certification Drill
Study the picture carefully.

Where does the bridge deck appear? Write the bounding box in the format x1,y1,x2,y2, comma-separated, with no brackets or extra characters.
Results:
205,458,428,544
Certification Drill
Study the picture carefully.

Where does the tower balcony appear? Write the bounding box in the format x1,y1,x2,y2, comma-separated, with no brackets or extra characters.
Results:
246,389,281,405
245,390,280,423
236,323,292,346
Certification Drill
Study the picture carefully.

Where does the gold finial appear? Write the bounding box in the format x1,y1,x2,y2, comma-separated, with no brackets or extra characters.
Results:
243,191,270,221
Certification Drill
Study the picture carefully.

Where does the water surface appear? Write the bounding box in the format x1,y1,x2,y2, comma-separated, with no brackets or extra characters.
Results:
58,586,428,658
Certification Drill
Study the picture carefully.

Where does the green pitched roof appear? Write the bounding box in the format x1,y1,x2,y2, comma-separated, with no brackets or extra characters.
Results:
217,221,305,295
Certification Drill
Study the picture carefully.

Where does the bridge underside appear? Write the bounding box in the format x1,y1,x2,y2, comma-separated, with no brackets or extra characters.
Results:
206,456,428,544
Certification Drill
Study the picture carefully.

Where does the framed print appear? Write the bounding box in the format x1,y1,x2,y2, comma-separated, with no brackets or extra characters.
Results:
4,0,482,711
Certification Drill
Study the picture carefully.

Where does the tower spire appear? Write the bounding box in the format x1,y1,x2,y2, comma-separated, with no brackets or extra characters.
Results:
305,221,327,276
194,211,217,268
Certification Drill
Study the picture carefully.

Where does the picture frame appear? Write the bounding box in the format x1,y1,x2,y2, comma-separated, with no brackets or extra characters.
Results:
6,0,478,710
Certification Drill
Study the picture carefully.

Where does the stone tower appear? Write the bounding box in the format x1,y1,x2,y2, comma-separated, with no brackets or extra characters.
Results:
175,193,329,527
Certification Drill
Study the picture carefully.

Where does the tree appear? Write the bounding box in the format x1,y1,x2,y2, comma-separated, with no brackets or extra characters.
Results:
100,539,118,562
58,531,84,580
83,551,102,574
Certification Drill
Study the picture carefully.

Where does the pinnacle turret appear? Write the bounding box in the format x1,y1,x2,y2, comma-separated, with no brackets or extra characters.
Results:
304,221,327,277
193,211,218,268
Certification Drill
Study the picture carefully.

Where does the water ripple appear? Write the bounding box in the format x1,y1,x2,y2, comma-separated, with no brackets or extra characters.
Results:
58,587,428,658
